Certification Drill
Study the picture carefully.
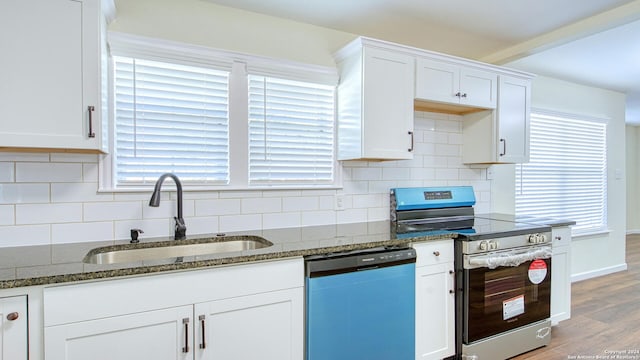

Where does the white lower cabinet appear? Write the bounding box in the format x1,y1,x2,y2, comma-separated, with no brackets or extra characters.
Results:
551,226,572,325
45,306,193,360
414,240,455,360
43,258,304,360
0,295,28,360
195,288,302,360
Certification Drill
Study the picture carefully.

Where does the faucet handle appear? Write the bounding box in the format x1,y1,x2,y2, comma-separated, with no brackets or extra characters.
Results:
130,229,144,243
174,217,187,240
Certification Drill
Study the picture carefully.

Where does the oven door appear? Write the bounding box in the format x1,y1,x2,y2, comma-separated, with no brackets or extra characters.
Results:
463,245,552,343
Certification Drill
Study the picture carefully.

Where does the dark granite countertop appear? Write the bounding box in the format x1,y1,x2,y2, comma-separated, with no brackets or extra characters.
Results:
0,221,454,289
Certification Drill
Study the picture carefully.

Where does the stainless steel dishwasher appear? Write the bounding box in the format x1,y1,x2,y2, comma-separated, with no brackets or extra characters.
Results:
305,247,416,360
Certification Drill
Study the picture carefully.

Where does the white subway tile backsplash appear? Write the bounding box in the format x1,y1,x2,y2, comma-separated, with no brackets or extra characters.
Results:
83,163,100,182
0,111,493,247
185,216,219,236
0,205,14,225
0,163,14,182
352,167,383,181
50,153,98,163
0,153,49,162
0,224,50,247
435,169,459,180
352,194,382,209
242,197,282,214
16,203,82,225
263,212,301,229
195,199,241,216
435,144,461,157
337,208,367,224
52,222,114,244
382,167,411,181
84,202,143,222
220,214,261,232
0,184,49,204
16,163,82,183
283,197,319,212
301,210,336,226
52,183,112,203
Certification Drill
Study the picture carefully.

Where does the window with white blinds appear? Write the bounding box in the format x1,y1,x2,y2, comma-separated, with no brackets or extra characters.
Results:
248,75,335,184
515,111,608,234
113,56,230,186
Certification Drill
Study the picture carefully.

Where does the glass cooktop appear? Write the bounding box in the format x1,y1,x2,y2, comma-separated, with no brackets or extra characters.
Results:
394,216,550,241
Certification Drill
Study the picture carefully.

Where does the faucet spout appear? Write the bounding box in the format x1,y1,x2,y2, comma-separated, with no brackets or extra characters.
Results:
149,173,186,240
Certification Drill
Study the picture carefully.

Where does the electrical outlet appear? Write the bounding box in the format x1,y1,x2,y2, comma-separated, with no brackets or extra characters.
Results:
335,195,345,211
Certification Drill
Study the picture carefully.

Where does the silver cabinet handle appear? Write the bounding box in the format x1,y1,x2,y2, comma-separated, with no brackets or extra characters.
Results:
199,315,206,349
6,312,19,321
408,131,414,152
182,318,190,353
499,138,506,156
88,106,96,138
433,251,440,257
455,92,461,97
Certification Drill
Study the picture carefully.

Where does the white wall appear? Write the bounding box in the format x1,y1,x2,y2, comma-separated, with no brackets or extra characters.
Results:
0,112,491,247
627,125,640,232
493,75,627,280
109,0,356,67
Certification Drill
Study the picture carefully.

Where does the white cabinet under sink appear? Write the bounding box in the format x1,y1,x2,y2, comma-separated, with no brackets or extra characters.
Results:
0,0,114,153
0,295,28,360
414,240,455,360
43,258,304,360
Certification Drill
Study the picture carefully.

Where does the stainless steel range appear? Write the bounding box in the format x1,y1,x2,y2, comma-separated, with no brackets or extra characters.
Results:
391,186,553,360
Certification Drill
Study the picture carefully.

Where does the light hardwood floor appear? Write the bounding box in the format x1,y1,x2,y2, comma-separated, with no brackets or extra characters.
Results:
511,235,640,359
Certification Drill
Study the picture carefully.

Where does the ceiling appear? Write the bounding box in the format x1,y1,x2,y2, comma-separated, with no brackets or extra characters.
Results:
205,0,640,124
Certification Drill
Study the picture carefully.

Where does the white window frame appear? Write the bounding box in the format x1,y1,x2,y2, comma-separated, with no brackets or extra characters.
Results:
99,32,340,192
515,108,608,235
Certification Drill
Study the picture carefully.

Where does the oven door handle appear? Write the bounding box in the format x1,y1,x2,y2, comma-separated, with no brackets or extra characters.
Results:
466,246,552,269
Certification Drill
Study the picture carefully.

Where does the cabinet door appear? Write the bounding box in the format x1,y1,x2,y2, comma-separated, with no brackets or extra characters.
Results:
496,76,531,163
361,47,415,160
195,287,303,360
460,68,497,109
0,0,102,151
0,296,28,360
415,263,455,360
551,227,572,325
415,58,460,104
44,306,193,360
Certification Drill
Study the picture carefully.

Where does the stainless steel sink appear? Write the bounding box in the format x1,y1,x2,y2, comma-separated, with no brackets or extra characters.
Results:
83,236,273,265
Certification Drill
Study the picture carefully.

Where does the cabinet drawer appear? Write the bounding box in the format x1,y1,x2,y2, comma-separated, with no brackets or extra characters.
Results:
413,239,454,267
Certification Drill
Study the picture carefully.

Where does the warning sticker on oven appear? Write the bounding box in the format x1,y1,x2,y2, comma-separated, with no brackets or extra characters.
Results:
503,295,525,320
528,259,548,284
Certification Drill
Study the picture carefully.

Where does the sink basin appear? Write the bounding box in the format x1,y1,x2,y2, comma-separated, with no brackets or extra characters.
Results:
83,236,273,265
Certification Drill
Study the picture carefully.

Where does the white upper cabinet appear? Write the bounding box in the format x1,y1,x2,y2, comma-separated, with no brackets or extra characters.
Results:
0,0,114,153
462,75,531,164
334,38,415,160
415,58,497,109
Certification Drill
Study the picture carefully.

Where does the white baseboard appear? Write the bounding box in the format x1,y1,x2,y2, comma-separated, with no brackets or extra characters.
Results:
571,263,628,283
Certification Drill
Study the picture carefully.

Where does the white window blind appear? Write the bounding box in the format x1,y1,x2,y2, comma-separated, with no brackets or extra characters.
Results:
113,56,230,186
248,75,335,184
515,111,607,234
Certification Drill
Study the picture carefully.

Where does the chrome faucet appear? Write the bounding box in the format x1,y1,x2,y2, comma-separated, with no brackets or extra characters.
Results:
149,173,186,240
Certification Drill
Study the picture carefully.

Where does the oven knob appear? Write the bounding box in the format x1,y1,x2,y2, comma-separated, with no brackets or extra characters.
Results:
539,234,547,243
528,234,538,243
478,241,488,251
489,241,498,250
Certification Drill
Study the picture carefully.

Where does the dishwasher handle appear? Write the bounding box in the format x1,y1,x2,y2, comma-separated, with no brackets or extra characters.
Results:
306,248,416,277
